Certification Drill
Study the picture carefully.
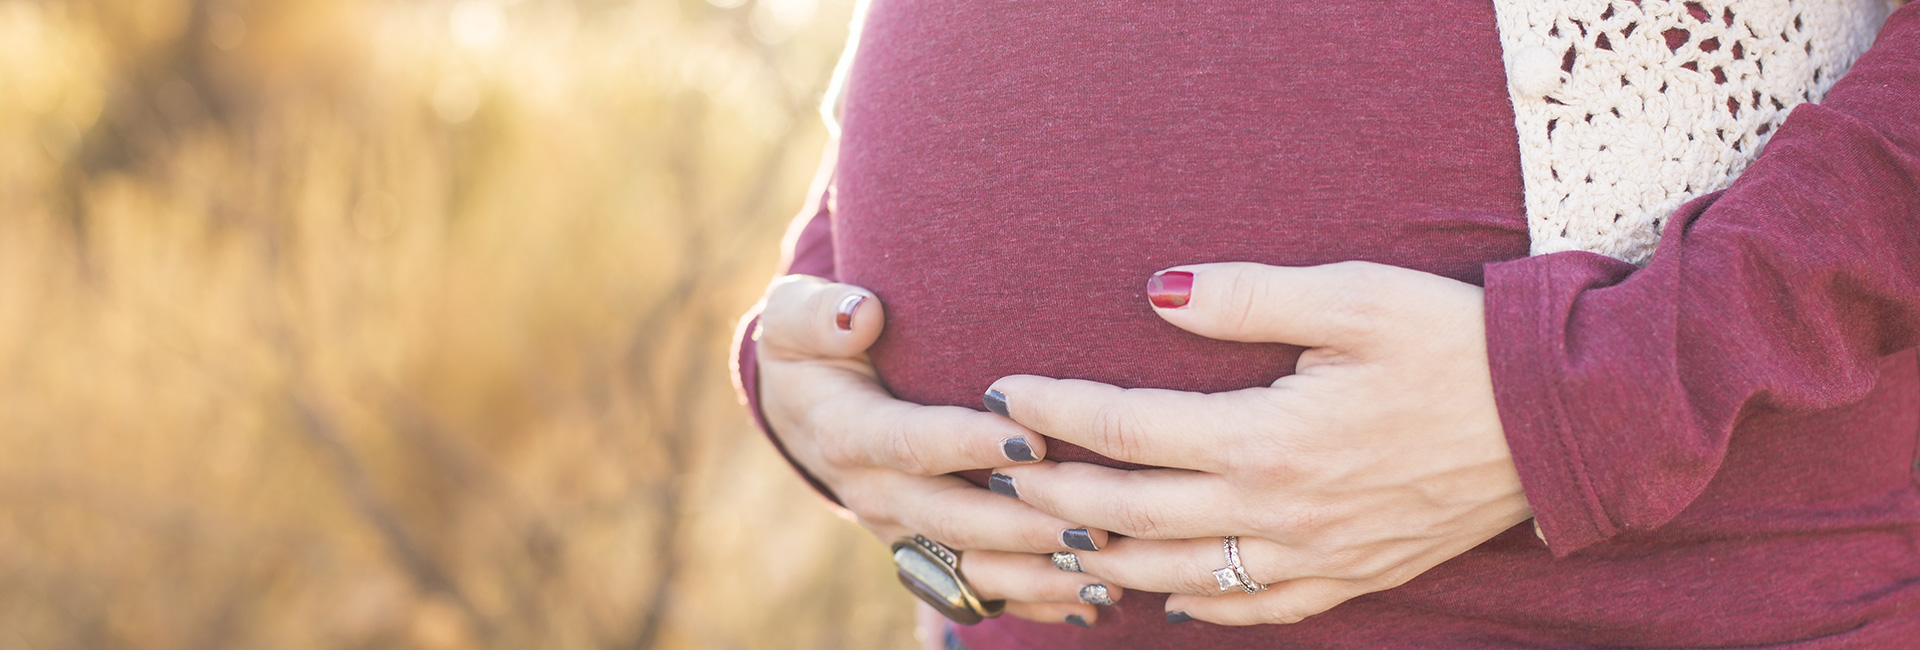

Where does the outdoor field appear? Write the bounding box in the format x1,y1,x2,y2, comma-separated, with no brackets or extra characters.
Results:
0,1,916,648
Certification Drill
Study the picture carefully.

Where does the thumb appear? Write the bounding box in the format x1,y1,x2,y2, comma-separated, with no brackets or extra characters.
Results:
1143,261,1425,349
758,274,885,361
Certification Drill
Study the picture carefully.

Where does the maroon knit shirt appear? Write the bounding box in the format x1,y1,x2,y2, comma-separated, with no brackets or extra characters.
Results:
735,2,1920,647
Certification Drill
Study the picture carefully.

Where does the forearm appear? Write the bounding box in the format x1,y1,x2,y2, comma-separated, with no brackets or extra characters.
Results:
1485,4,1920,555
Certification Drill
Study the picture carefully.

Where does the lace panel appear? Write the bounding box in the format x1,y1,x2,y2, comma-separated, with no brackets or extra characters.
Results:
1494,0,1898,263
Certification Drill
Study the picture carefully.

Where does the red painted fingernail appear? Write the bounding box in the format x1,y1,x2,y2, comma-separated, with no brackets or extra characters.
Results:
835,294,866,331
1147,271,1193,309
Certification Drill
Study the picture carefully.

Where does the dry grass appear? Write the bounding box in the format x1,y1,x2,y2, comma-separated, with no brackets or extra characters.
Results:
0,1,915,648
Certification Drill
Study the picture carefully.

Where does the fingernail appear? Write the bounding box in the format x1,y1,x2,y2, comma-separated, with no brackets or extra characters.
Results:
834,294,866,331
983,389,1009,418
1166,611,1192,624
988,473,1019,498
1079,584,1115,606
1000,437,1036,463
1065,614,1092,628
1062,528,1099,552
1146,271,1193,309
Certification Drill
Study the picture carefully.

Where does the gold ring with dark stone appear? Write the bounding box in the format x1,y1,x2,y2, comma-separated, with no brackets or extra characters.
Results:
891,535,1005,625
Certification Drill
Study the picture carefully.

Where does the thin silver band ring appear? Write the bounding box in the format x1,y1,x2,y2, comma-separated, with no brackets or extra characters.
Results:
1221,536,1267,595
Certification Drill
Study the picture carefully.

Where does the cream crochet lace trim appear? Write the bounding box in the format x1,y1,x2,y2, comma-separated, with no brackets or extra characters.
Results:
1495,0,1899,264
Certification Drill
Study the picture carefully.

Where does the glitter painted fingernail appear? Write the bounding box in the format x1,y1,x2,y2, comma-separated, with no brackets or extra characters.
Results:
1065,614,1092,628
1167,611,1193,624
1079,584,1115,606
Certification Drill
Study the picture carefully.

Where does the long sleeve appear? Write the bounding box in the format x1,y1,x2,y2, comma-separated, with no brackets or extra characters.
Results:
732,145,842,503
1484,4,1920,557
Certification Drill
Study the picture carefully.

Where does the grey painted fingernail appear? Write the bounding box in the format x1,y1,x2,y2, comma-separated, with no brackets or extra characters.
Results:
1001,437,1037,463
1167,611,1192,624
1079,584,1114,606
1062,528,1099,552
988,473,1019,498
1065,614,1091,628
983,389,1010,418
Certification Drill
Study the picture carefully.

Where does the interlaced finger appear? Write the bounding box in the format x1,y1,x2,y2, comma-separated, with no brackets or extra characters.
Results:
768,360,1046,476
992,461,1238,540
1065,535,1303,597
856,473,1112,555
962,550,1125,607
986,376,1267,471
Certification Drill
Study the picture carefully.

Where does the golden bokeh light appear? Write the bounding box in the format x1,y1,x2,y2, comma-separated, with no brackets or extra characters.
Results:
0,1,911,648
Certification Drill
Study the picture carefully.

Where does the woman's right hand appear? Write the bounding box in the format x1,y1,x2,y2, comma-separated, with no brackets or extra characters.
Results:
755,274,1121,626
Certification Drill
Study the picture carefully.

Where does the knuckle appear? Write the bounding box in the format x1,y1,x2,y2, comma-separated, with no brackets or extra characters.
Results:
929,513,990,556
1086,401,1144,461
1173,564,1221,595
1322,548,1378,580
1322,294,1383,344
1222,425,1292,479
1231,447,1290,485
815,426,862,471
800,291,841,344
761,275,804,311
919,509,974,549
1357,548,1415,582
1255,504,1329,541
1322,265,1397,341
1287,505,1331,534
841,493,876,519
762,279,818,339
801,280,840,320
1110,498,1169,539
1262,603,1310,625
1219,269,1268,336
1369,565,1418,590
837,477,892,521
1328,260,1388,283
883,419,932,475
853,516,895,541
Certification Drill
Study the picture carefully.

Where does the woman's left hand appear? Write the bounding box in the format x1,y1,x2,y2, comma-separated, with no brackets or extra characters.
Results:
986,261,1535,626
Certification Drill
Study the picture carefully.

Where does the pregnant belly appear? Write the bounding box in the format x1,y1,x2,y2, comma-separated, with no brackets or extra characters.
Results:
825,4,1920,646
833,0,1530,435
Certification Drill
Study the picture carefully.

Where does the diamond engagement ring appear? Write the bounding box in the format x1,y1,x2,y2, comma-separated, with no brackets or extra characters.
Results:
1214,536,1267,595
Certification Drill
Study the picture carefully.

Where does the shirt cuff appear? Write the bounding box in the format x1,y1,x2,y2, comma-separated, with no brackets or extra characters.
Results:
1482,252,1626,556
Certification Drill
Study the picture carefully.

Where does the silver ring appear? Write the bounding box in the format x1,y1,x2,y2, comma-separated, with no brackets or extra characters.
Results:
1210,536,1243,592
1051,551,1083,573
1220,536,1267,595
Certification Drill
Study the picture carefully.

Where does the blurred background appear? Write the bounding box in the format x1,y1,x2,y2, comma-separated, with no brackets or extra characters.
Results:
0,1,918,648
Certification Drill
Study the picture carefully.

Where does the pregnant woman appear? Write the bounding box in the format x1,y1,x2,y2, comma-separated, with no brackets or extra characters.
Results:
737,1,1920,648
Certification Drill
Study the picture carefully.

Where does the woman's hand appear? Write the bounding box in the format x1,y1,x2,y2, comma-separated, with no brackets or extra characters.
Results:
755,274,1123,625
984,262,1533,626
